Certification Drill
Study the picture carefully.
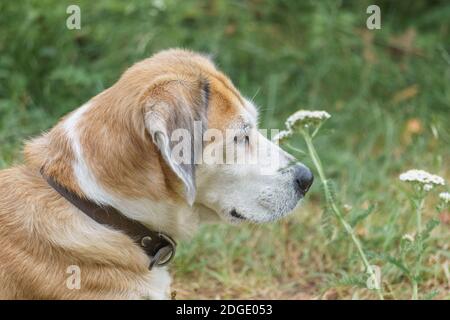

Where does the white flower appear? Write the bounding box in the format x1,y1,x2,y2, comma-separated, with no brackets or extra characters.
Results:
343,204,353,212
439,192,450,203
399,169,445,186
272,130,292,144
402,234,415,242
423,184,433,192
286,110,331,130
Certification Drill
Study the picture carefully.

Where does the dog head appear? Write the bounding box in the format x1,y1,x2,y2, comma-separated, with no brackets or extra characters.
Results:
140,49,313,224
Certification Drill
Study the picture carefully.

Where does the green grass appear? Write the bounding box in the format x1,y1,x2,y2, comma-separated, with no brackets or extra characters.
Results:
1,0,449,299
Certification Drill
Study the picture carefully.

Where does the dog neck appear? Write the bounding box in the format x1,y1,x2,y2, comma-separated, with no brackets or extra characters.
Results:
24,101,200,240
41,167,177,269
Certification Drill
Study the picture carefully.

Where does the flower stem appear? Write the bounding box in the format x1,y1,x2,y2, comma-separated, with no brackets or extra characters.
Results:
302,130,384,300
411,197,424,300
285,143,305,155
412,282,418,300
415,198,424,234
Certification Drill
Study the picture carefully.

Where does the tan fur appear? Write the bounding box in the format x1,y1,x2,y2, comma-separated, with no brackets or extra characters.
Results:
0,49,247,299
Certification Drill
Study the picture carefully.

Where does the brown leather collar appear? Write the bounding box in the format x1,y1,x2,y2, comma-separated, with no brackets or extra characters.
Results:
40,168,176,269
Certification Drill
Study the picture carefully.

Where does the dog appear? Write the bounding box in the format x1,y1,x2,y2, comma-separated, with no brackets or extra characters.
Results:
0,49,313,299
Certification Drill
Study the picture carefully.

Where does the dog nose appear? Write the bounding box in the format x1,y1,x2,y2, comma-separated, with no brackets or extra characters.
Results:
294,165,314,195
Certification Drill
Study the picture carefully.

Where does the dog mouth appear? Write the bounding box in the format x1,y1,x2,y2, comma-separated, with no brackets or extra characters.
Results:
230,208,246,220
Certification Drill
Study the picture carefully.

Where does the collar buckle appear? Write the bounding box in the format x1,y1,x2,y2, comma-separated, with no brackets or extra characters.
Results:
142,233,176,269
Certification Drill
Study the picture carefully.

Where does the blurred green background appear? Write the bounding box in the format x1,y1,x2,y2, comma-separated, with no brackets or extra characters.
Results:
0,0,449,299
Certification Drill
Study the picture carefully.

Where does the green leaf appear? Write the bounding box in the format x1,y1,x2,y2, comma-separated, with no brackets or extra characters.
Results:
324,180,339,205
421,219,440,239
321,204,335,240
333,273,367,288
349,204,376,227
413,218,440,254
385,255,411,278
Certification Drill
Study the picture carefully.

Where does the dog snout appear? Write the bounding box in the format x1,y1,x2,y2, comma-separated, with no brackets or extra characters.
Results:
293,165,314,195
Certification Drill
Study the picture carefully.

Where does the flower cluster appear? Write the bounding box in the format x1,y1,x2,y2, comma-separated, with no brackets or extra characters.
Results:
273,109,331,144
285,110,331,130
439,192,450,203
399,169,445,192
272,130,293,144
402,233,415,242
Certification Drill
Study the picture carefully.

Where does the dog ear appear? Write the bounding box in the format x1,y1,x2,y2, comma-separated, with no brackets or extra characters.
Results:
143,78,209,205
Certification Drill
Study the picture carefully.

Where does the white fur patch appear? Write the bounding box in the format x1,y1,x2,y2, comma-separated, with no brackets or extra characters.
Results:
62,103,198,238
141,267,172,300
